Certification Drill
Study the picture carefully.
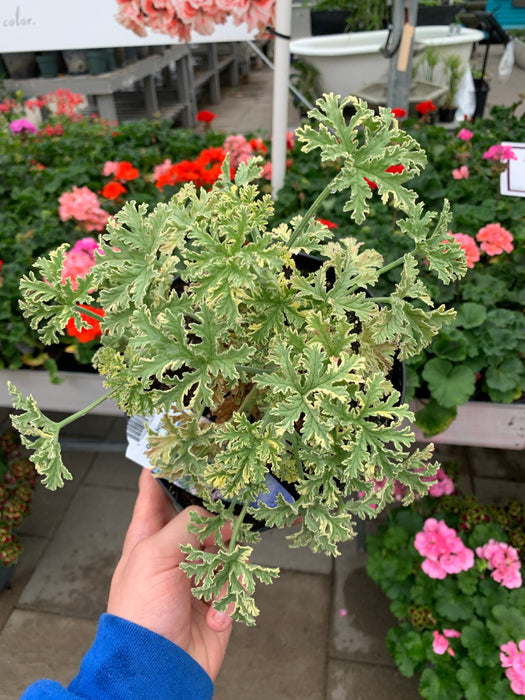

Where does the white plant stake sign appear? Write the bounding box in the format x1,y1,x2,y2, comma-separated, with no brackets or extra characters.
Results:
9,96,467,625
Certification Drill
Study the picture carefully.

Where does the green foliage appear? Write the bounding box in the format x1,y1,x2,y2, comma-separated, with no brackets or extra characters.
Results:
273,100,525,431
10,95,465,625
366,480,525,699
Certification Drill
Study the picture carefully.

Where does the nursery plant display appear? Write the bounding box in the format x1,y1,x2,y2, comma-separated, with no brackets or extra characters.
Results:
8,94,467,624
273,100,525,436
366,468,525,698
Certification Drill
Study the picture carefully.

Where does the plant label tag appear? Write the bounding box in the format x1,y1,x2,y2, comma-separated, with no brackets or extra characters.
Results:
500,142,525,197
125,413,296,509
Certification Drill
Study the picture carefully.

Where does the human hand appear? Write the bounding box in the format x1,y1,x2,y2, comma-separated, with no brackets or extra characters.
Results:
107,468,233,681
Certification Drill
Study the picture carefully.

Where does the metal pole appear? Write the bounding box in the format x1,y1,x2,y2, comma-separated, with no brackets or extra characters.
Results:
386,0,419,111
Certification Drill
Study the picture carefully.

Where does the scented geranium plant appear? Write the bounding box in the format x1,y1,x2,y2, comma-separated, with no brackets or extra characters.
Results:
273,100,525,436
9,95,467,624
366,472,525,699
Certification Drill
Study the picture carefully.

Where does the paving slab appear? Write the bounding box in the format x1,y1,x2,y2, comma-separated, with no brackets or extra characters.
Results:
18,485,136,619
326,658,421,700
250,523,333,575
18,451,94,539
0,609,97,700
214,570,330,700
331,538,398,667
85,451,141,491
0,536,47,631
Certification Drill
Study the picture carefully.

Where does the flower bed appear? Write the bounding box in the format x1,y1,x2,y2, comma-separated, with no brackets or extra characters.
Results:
366,466,525,698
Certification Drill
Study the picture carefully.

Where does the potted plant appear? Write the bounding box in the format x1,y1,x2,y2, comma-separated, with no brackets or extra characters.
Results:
0,427,38,590
438,54,465,122
8,95,468,624
309,0,387,35
366,466,525,698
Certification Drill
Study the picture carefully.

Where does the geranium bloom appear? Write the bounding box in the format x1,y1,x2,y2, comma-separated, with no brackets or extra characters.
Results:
224,134,253,169
286,130,295,150
414,518,474,579
482,144,517,162
416,100,436,116
262,161,272,180
196,110,217,123
152,159,174,182
114,161,139,181
42,124,64,137
316,218,338,229
428,468,455,497
500,640,525,695
9,118,37,135
476,540,522,589
391,107,407,118
450,232,480,269
62,237,102,290
433,629,461,656
58,186,109,232
452,165,469,180
66,305,105,343
102,181,127,200
456,128,473,141
249,137,268,154
476,223,513,256
102,161,120,177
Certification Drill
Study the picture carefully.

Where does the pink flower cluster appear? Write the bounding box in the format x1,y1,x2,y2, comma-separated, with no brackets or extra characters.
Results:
450,232,480,269
114,0,275,41
62,237,102,290
476,539,522,589
456,128,474,141
414,518,474,579
452,165,469,180
476,222,514,256
432,629,461,656
224,134,254,169
482,144,518,163
9,118,37,135
58,186,110,233
501,640,525,695
427,468,455,497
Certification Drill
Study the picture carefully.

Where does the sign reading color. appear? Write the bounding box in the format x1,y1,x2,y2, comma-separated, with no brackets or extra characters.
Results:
0,1,254,52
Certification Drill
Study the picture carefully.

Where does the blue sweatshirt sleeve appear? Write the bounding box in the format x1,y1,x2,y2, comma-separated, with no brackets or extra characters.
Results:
20,613,214,700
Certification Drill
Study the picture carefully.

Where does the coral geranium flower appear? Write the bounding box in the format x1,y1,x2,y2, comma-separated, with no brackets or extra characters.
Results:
102,181,127,200
66,306,105,343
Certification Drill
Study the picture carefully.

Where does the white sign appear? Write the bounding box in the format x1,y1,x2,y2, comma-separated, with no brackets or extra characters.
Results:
500,141,525,198
0,1,255,52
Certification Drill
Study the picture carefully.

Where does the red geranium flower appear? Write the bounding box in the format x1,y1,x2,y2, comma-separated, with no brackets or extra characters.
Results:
364,177,378,190
66,305,105,343
385,164,405,174
197,110,217,123
102,181,127,200
391,108,407,118
416,100,436,116
316,218,338,229
115,161,139,181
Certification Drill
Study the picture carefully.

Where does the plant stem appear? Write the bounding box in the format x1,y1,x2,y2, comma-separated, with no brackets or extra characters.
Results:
287,179,338,249
72,305,104,322
228,502,249,553
55,391,116,430
376,255,406,277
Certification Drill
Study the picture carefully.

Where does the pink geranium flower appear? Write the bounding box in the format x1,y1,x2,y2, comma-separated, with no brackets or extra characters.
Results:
482,144,518,162
476,540,522,589
450,232,480,269
433,629,461,656
428,468,455,497
452,165,469,180
476,223,514,256
500,640,525,695
224,134,253,169
456,128,473,141
415,518,474,579
9,118,37,135
58,186,109,232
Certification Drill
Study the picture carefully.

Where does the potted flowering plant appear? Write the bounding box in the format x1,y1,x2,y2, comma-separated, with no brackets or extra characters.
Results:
366,468,525,698
0,427,37,589
8,95,467,624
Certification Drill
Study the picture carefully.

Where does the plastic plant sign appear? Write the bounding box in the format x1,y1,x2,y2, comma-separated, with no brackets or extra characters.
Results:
9,95,467,625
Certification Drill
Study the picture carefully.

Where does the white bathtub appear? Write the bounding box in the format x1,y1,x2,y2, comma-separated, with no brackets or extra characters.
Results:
289,25,485,97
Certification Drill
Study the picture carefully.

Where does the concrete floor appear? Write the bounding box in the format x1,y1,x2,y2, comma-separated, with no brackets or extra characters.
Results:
0,40,524,700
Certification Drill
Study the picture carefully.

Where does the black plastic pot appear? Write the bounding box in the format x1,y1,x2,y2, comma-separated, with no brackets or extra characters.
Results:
438,106,457,123
0,564,15,592
473,78,490,120
416,5,461,26
310,10,350,35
